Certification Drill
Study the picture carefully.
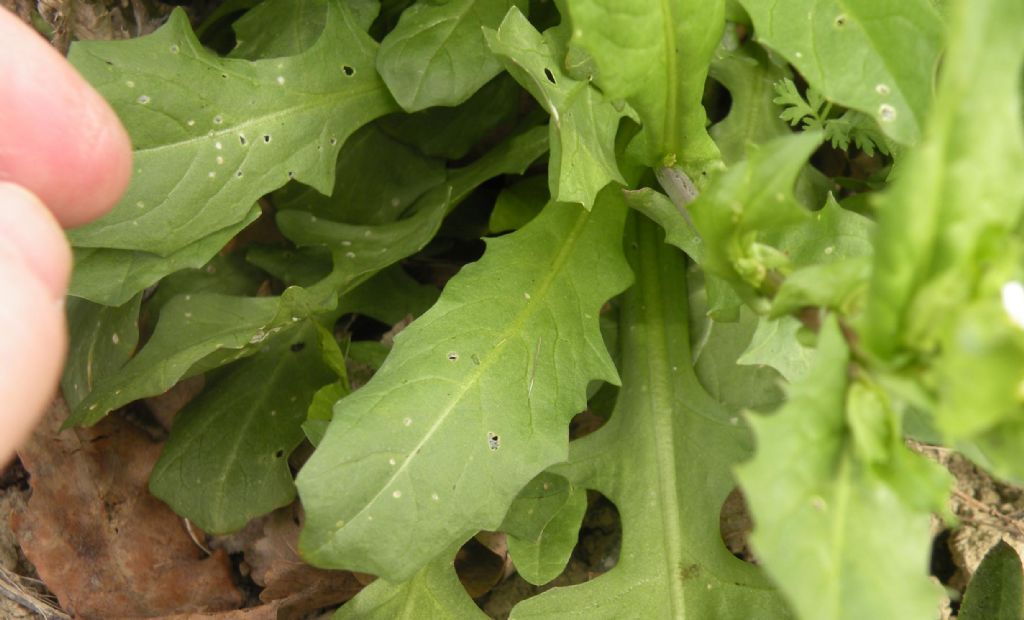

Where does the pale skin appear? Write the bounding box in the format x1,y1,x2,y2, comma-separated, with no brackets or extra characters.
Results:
0,8,132,462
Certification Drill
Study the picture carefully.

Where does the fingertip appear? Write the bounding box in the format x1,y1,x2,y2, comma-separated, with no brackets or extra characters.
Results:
0,239,67,465
0,9,133,227
0,182,72,299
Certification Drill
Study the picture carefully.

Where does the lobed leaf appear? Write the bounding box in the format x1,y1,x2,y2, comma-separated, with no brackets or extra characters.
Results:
709,42,791,164
66,286,335,427
510,215,786,618
565,0,724,172
67,1,397,258
736,318,951,620
273,123,445,225
69,204,261,306
688,131,821,295
297,188,632,581
276,184,450,293
736,316,814,383
335,553,484,619
485,7,631,209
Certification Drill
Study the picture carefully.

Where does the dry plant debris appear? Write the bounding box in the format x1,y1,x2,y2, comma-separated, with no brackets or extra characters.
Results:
11,397,242,618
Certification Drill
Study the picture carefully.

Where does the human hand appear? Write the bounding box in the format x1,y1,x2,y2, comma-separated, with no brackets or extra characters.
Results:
0,8,132,463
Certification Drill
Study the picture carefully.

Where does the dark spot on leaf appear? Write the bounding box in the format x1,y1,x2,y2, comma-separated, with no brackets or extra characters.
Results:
679,563,700,582
834,14,847,27
447,351,459,362
221,73,228,79
487,432,500,451
287,171,295,179
544,68,556,84
235,171,243,178
263,135,271,143
274,449,285,458
290,342,305,352
238,135,247,146
342,65,355,76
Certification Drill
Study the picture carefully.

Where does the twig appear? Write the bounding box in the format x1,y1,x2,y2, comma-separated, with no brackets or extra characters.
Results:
952,488,1024,539
0,565,69,619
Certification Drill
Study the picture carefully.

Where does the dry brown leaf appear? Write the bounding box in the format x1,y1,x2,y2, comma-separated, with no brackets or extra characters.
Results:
11,397,242,619
455,537,506,598
159,602,283,620
144,375,205,431
230,505,361,620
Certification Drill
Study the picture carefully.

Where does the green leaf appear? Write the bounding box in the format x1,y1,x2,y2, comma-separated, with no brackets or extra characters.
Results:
231,0,335,59
692,305,785,413
273,123,445,224
736,318,950,620
689,131,821,293
509,214,786,618
334,552,485,619
709,41,791,164
335,265,440,326
623,187,703,262
489,175,548,233
485,7,631,208
67,286,335,427
149,322,337,533
297,188,632,580
276,184,449,294
737,0,944,145
502,473,587,585
61,295,142,410
565,0,724,172
67,1,398,256
69,204,261,306
770,258,871,318
442,125,549,204
933,297,1024,478
959,541,1024,620
770,195,874,267
376,0,527,111
737,315,814,383
229,0,380,59
378,74,522,160
861,0,1024,359
246,246,332,288
144,253,267,319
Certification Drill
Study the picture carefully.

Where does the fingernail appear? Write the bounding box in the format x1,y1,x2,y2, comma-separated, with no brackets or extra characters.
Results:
0,182,72,300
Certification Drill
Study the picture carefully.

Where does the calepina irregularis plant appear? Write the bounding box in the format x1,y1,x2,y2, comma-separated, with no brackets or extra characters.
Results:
60,0,1024,617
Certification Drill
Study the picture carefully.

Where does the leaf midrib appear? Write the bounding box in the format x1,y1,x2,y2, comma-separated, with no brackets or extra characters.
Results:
636,220,688,616
658,0,679,157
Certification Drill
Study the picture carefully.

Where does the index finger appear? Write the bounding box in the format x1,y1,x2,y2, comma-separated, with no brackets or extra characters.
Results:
0,8,133,228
